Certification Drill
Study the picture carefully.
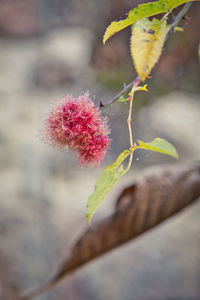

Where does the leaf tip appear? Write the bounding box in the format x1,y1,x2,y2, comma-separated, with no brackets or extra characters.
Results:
174,150,179,160
86,204,93,224
103,23,113,45
86,214,92,225
86,207,93,224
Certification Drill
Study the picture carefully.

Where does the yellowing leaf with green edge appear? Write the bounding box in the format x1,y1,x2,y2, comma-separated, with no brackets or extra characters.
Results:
131,138,179,159
103,0,199,44
86,150,130,224
130,17,168,81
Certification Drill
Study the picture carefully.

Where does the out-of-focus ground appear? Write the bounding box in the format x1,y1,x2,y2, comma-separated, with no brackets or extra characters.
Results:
0,0,199,299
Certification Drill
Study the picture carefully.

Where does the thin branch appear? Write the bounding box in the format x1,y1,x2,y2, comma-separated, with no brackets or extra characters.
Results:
125,77,141,174
100,77,140,110
127,96,134,148
127,77,141,148
166,2,192,37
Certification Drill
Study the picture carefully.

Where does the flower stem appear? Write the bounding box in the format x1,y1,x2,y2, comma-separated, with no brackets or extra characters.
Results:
127,77,141,148
125,77,141,172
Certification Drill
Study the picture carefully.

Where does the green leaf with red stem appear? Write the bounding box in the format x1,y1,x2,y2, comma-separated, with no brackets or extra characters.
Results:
131,138,179,159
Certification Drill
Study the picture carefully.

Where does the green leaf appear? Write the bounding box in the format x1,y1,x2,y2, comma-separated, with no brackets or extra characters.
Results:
103,0,199,43
131,138,179,159
86,150,130,224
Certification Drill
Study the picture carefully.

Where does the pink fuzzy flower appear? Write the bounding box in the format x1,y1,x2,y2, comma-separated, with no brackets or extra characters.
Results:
42,92,111,166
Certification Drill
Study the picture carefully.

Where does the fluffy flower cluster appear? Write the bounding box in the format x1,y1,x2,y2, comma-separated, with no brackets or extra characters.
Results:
43,92,111,166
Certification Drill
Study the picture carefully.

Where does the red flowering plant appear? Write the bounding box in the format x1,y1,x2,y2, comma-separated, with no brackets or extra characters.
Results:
42,92,110,167
41,0,197,225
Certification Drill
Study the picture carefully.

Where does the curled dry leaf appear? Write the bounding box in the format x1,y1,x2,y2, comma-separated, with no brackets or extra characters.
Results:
18,164,200,300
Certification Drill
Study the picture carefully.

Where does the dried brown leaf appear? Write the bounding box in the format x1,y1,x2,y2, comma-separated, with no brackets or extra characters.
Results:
19,164,200,300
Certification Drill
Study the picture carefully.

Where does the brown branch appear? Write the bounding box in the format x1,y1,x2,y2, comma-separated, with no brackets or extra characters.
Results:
100,77,139,110
18,164,200,300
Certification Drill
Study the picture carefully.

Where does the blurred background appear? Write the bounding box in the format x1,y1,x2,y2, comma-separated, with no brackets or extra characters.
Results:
0,0,200,299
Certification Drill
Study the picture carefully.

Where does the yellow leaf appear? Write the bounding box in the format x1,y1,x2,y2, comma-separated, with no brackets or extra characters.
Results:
103,19,133,45
173,26,184,32
130,17,168,81
128,84,148,96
